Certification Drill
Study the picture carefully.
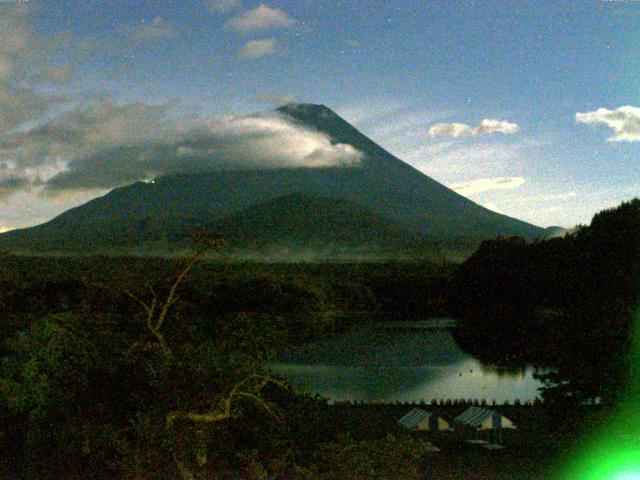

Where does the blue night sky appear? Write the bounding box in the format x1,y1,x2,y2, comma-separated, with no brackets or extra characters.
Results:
1,0,638,230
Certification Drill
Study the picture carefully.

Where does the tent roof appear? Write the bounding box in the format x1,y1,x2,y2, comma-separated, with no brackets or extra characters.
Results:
398,408,434,429
455,407,501,428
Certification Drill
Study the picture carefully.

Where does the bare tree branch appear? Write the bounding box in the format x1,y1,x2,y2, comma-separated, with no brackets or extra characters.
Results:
166,373,287,428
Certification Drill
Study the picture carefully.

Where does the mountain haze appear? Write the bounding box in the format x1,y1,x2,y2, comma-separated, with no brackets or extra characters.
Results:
0,103,543,255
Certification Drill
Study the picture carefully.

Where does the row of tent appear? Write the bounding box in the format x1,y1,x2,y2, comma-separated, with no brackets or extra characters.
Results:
397,407,516,432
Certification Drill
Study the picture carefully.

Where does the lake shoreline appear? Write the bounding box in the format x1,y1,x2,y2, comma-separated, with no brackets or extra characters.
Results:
272,320,546,404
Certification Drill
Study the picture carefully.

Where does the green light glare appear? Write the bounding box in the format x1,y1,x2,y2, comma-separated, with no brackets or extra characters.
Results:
614,474,640,480
565,449,640,480
560,309,640,479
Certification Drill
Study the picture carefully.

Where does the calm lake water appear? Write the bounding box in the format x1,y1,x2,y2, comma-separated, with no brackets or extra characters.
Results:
271,321,545,403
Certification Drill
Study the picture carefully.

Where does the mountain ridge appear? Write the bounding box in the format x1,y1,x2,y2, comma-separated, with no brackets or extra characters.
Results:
0,103,543,255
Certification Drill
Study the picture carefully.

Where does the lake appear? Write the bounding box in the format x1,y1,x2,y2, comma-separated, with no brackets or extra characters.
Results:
271,320,545,403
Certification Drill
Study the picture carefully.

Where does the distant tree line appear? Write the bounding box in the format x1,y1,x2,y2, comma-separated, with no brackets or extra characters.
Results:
450,198,640,406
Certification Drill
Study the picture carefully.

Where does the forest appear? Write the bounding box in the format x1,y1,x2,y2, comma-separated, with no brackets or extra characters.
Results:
451,198,640,406
0,199,638,479
0,256,450,479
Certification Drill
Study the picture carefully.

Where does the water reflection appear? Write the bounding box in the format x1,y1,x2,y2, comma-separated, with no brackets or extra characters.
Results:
271,323,545,403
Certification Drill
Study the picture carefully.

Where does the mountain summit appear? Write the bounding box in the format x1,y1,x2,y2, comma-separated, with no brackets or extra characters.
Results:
0,103,542,255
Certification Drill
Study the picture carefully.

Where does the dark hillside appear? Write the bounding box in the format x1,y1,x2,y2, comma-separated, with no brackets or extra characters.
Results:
0,104,543,254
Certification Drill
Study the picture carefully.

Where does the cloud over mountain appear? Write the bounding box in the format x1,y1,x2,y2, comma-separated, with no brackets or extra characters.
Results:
0,5,359,198
576,106,640,142
2,101,363,193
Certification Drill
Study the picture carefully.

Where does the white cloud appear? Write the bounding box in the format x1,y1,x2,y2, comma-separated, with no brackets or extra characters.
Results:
127,17,177,42
336,101,449,158
0,4,38,83
0,3,360,231
0,5,67,134
238,38,277,59
335,102,534,199
188,112,363,169
1,99,180,170
576,106,640,142
473,185,640,229
225,4,295,33
428,122,475,138
428,119,520,138
0,83,56,134
401,140,536,183
481,201,505,214
0,190,97,232
477,119,520,135
210,0,242,13
450,177,526,195
0,5,360,198
1,101,363,193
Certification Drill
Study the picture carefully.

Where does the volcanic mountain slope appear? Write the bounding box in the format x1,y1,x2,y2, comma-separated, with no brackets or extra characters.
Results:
0,103,543,253
209,193,423,247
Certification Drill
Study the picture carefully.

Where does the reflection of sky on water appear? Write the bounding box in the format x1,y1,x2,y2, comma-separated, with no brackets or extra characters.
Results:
271,325,544,402
276,325,468,367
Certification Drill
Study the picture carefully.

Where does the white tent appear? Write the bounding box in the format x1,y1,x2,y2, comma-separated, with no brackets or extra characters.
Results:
454,407,516,430
397,409,452,432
